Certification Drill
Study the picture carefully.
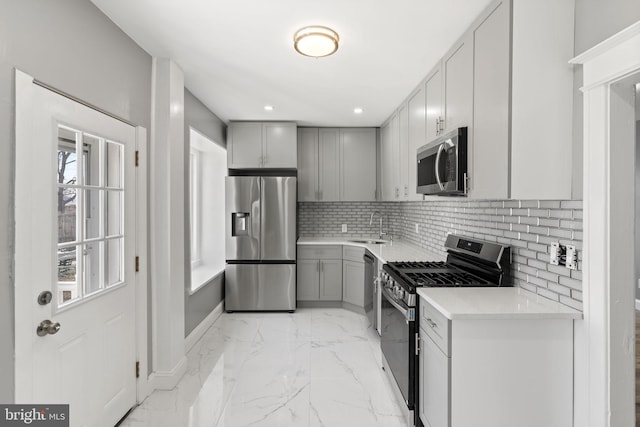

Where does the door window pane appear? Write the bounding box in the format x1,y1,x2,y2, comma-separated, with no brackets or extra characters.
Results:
105,191,122,237
58,188,77,244
58,127,78,185
106,141,123,188
58,245,80,304
83,134,101,187
84,189,102,240
84,242,103,295
105,238,122,287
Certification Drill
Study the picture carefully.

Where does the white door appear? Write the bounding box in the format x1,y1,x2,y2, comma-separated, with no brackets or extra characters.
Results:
14,70,137,426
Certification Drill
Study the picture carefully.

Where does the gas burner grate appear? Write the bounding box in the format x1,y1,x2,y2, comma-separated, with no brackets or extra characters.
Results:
390,261,449,269
405,271,490,287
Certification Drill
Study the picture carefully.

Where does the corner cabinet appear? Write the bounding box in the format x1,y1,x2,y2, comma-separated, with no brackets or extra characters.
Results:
298,128,376,201
340,128,377,201
227,121,297,169
342,246,365,307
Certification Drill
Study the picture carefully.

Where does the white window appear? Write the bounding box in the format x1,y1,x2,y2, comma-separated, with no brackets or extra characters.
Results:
56,125,125,306
189,128,226,292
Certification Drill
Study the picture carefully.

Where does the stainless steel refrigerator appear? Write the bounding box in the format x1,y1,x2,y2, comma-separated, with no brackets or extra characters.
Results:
225,176,296,311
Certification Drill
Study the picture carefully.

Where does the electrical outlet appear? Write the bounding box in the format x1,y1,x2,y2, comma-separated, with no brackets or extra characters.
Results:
341,224,347,233
565,245,578,270
549,242,562,265
415,223,419,234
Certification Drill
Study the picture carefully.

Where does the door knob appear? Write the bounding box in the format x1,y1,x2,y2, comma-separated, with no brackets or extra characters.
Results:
36,320,61,337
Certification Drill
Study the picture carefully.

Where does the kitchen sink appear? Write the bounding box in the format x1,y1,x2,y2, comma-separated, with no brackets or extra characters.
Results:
348,239,390,245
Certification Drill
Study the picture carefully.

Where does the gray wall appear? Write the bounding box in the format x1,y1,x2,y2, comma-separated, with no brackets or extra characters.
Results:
574,0,640,55
299,199,583,310
184,89,227,337
0,0,152,402
571,0,640,200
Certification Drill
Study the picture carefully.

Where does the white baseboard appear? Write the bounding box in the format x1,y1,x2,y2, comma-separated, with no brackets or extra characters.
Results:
147,356,188,391
184,301,224,353
635,299,640,311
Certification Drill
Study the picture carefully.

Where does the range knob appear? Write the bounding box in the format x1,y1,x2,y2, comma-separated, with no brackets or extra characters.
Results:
396,288,405,300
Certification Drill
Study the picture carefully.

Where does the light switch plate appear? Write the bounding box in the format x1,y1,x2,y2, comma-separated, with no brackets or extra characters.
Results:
341,224,347,233
415,224,419,234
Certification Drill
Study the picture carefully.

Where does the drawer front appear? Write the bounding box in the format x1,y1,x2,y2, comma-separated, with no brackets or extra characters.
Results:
420,298,451,356
298,245,342,260
342,245,365,263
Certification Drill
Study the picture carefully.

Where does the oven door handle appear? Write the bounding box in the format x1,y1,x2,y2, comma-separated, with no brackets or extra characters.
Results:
381,286,415,322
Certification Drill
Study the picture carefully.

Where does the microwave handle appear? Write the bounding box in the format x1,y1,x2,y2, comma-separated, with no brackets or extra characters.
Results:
434,143,446,191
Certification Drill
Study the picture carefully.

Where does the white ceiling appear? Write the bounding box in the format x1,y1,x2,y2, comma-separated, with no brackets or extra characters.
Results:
90,0,493,127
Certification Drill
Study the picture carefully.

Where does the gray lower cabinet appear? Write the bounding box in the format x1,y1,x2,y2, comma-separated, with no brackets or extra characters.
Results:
342,246,365,306
419,327,450,427
297,245,342,301
342,260,364,306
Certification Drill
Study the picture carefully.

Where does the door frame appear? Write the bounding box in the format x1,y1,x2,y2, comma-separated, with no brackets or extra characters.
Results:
13,69,149,405
570,21,640,427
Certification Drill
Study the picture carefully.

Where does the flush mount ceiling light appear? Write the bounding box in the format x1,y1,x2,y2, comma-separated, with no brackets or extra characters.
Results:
293,26,339,58
264,105,274,111
354,108,364,114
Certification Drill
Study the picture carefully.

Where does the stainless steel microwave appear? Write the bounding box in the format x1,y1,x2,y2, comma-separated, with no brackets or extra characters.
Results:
416,127,468,196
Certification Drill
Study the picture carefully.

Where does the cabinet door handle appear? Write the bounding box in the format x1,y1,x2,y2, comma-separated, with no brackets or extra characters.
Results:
425,318,437,328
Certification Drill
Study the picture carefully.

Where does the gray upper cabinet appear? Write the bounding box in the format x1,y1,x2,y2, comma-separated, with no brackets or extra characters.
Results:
380,116,398,201
424,65,443,142
398,103,410,200
407,86,426,201
297,128,319,201
471,0,510,199
442,34,473,134
340,128,377,201
227,122,262,168
381,0,575,200
227,121,297,169
297,127,374,201
318,129,340,201
469,0,574,199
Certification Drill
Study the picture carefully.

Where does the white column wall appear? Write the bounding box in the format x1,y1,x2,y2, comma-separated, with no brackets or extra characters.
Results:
149,58,187,388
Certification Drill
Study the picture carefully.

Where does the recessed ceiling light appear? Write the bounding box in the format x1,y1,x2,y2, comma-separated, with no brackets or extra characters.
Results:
294,26,339,58
354,108,364,114
264,105,274,111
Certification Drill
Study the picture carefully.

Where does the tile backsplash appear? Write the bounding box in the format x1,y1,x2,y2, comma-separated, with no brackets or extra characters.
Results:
298,200,583,311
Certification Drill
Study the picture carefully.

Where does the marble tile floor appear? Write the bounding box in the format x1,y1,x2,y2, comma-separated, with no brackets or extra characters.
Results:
120,308,407,427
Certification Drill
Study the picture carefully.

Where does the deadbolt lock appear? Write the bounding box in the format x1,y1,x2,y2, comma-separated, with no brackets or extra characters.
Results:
36,320,61,337
37,291,53,305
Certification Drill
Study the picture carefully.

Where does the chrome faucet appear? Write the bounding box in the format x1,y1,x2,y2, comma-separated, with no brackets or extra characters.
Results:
369,211,387,240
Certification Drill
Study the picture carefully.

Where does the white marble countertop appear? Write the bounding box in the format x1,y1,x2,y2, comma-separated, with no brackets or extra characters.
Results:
417,287,583,320
297,237,444,264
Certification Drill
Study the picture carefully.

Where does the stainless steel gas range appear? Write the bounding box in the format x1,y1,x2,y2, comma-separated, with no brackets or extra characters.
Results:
379,234,511,427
